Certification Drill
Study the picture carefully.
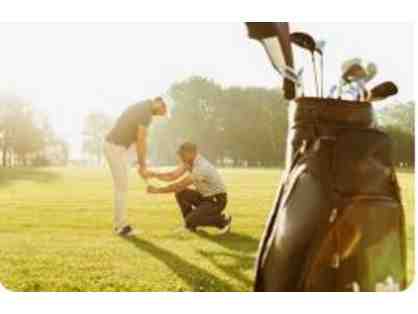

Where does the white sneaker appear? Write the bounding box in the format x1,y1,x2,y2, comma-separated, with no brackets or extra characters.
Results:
115,225,138,237
219,214,232,234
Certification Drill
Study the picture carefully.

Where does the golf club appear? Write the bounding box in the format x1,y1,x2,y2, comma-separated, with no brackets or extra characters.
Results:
367,81,399,102
365,62,378,83
296,67,305,96
338,63,367,99
343,83,362,100
340,81,366,101
315,40,326,97
246,22,296,100
328,84,338,98
290,32,319,97
338,58,362,98
342,63,367,82
275,63,304,94
281,67,305,97
355,62,378,101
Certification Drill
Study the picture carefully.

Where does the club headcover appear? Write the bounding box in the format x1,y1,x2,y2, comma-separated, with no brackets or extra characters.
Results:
246,22,296,100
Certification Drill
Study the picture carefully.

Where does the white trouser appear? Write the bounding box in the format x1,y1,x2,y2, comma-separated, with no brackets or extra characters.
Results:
104,141,129,231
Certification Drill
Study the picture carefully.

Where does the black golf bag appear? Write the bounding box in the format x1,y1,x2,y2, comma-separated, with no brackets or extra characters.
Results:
254,97,407,291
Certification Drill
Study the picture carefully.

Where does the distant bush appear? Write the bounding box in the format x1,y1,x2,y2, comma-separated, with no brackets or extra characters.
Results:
31,156,51,167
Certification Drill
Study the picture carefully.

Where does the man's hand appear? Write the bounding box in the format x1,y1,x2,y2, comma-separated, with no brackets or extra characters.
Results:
147,185,160,194
145,175,193,194
138,167,151,179
146,165,187,182
144,170,157,178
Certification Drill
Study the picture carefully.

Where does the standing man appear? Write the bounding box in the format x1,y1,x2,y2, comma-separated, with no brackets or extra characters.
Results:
104,97,167,236
147,142,232,233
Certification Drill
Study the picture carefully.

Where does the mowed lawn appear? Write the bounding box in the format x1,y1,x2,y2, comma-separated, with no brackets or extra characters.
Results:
0,167,414,291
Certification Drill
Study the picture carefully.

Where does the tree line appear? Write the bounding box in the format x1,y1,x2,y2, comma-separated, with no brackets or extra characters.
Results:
1,76,414,169
377,101,414,167
146,76,415,168
0,97,68,167
148,76,289,167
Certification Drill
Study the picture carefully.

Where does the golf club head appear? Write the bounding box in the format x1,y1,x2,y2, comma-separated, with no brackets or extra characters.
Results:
290,32,316,52
365,62,378,83
290,32,320,96
315,40,326,55
339,58,364,98
341,58,362,73
367,81,399,102
342,64,367,83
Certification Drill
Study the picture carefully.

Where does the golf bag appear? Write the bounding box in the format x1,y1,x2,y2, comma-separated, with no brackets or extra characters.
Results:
254,97,407,291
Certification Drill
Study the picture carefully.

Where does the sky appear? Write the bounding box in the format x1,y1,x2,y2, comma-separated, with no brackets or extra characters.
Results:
0,23,414,159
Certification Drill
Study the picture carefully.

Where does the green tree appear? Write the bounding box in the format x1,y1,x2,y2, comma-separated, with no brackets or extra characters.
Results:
0,100,48,167
12,108,45,166
378,101,415,167
148,76,289,167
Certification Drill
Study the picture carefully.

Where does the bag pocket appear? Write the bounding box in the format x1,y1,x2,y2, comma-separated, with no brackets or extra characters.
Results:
302,196,407,291
333,129,397,198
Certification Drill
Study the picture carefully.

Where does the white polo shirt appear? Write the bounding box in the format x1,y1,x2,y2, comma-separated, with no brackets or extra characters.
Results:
189,154,227,197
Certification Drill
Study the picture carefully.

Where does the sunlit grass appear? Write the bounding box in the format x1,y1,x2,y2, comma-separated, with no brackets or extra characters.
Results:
0,167,414,291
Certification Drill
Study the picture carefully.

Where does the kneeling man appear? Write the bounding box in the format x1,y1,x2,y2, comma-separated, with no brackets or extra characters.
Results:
147,142,232,233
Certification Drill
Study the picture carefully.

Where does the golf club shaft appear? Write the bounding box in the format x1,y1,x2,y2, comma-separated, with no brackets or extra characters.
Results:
311,54,319,97
320,55,324,97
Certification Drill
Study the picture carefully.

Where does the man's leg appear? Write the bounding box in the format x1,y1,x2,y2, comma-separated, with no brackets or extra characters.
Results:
185,197,228,230
175,189,203,224
104,142,129,232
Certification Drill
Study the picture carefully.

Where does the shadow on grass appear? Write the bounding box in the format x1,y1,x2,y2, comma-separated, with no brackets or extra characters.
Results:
197,249,255,288
0,167,59,189
195,231,258,288
124,236,235,291
197,230,259,254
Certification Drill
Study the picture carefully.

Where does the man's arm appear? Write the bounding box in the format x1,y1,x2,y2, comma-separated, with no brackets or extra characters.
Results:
136,126,148,174
150,165,187,182
147,175,193,194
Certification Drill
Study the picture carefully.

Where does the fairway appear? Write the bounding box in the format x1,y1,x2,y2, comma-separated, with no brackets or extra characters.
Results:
0,167,414,291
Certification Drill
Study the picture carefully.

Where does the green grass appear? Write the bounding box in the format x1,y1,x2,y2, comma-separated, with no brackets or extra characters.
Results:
0,167,414,291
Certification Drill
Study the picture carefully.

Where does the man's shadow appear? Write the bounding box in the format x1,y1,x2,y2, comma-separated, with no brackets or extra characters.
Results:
195,230,260,288
197,249,255,287
124,236,235,291
197,230,259,254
